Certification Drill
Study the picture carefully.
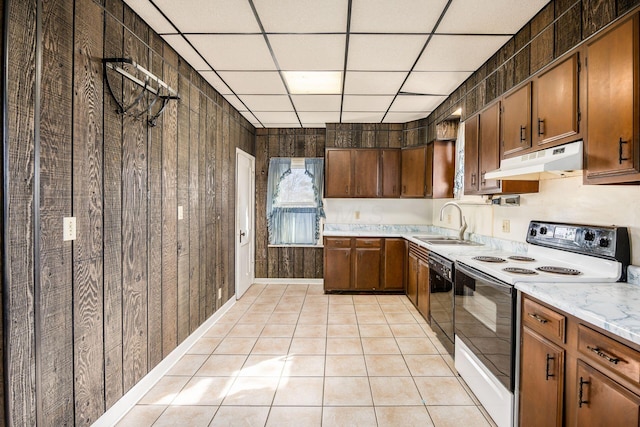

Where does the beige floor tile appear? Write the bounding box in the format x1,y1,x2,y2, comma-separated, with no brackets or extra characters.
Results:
221,311,246,323
390,323,427,337
353,295,379,304
385,311,419,323
204,322,235,337
293,324,327,338
153,405,217,427
358,324,393,337
280,296,305,305
395,337,439,354
246,303,276,313
273,376,324,406
214,337,258,354
187,337,222,354
414,377,476,405
238,312,271,325
375,405,434,427
306,286,325,296
239,355,286,377
325,355,367,376
427,405,491,427
328,304,355,314
380,303,410,313
369,376,423,406
273,303,302,314
251,337,292,355
139,376,190,405
267,312,300,325
354,304,383,314
327,313,357,325
297,313,328,325
172,376,234,405
283,355,325,376
288,337,326,355
327,324,360,337
376,294,405,303
322,406,377,426
266,406,322,427
356,313,388,324
209,406,270,427
364,354,411,376
328,294,353,304
260,323,296,337
361,337,401,354
116,405,165,426
222,376,279,406
323,377,373,406
326,338,363,355
405,355,454,376
196,354,247,377
227,323,265,338
303,295,328,304
166,354,209,376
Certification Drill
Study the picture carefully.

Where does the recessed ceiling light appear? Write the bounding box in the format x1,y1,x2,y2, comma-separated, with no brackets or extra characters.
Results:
283,71,342,94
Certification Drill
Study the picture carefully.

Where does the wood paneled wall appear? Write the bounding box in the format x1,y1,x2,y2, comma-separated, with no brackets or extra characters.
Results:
3,0,254,425
325,123,404,148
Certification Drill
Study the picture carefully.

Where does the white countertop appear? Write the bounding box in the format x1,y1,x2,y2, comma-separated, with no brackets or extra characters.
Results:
516,281,640,347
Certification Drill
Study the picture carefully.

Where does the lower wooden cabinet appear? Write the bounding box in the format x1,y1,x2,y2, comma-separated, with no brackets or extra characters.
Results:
407,243,429,317
324,238,352,291
354,239,382,290
383,238,406,291
416,258,430,320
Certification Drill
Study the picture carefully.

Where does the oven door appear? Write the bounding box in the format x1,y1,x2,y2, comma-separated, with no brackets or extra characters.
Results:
454,262,516,392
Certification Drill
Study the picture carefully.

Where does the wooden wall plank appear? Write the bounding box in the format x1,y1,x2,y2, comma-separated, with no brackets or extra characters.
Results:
582,0,615,38
205,98,216,316
220,105,231,302
555,0,581,57
199,92,207,323
214,103,224,310
254,131,269,278
226,111,236,298
189,83,200,332
73,0,105,423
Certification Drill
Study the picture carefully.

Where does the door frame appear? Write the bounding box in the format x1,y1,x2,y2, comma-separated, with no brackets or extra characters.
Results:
235,148,255,299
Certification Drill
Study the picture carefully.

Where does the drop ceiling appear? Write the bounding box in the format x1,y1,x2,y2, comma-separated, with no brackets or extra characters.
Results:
124,0,550,128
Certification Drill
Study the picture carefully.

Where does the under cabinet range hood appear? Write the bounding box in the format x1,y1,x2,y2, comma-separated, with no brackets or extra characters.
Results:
484,140,583,181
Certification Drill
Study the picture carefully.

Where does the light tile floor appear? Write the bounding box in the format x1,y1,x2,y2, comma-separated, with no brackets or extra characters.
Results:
118,284,497,427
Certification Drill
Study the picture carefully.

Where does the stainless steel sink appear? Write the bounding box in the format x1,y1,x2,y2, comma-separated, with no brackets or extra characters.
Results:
414,236,483,246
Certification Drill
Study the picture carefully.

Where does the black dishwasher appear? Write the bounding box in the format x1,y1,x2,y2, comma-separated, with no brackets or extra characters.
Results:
428,252,454,357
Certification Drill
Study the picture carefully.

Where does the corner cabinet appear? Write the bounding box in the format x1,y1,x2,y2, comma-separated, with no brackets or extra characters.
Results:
585,13,640,184
401,142,455,199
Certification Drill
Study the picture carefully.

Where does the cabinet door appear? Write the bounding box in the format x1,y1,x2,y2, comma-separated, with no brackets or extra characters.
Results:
479,102,501,193
502,82,532,157
407,253,419,306
381,149,401,197
575,361,640,427
401,146,426,197
382,238,406,291
325,149,353,197
354,247,381,290
464,115,480,194
417,259,430,319
534,53,580,146
324,238,352,291
519,327,565,427
353,149,380,197
586,14,640,183
425,143,434,198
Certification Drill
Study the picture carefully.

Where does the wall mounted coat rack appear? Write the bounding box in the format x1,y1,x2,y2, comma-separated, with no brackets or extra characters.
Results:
103,57,180,127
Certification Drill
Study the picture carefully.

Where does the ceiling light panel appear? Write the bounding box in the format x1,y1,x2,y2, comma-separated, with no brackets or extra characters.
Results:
298,111,340,124
437,0,550,34
343,71,407,95
252,0,348,33
238,95,293,111
199,71,233,95
414,35,510,72
161,35,210,70
342,95,395,111
402,71,473,95
269,35,345,71
384,112,430,122
350,0,449,33
348,35,428,71
389,95,447,112
341,111,385,123
152,0,260,33
217,71,287,95
124,0,175,33
283,71,342,94
187,35,276,71
291,95,342,111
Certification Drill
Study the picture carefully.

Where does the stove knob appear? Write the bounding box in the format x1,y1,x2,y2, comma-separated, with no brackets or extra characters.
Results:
540,227,548,235
585,231,595,241
599,238,610,248
529,229,537,237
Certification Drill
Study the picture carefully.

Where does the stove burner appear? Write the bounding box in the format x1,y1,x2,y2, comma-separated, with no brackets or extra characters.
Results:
508,256,536,262
503,267,538,275
536,266,582,275
473,256,507,263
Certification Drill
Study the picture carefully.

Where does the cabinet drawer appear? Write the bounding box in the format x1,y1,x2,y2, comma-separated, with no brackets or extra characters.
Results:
325,237,351,248
522,297,566,342
355,238,382,248
578,324,640,386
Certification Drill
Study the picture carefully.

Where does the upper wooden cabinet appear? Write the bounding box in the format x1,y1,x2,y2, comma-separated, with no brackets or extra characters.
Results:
533,52,582,147
401,142,455,199
502,82,532,157
585,13,640,184
353,150,379,197
479,102,502,193
380,149,401,197
464,115,480,193
401,146,427,197
325,149,353,197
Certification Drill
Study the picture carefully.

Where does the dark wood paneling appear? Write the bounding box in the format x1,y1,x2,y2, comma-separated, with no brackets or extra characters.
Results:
205,98,217,316
189,83,200,333
198,92,207,323
555,0,581,57
582,0,616,38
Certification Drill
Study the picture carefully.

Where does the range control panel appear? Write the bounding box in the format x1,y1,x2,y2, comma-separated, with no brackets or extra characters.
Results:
526,221,630,262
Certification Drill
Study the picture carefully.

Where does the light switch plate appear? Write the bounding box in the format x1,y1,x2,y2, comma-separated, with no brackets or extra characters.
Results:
502,219,510,233
63,217,76,241
178,206,183,220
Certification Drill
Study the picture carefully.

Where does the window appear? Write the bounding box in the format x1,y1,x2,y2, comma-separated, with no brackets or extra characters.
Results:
266,158,324,245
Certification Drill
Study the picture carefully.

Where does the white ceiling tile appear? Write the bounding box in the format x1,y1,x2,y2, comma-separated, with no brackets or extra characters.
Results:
402,71,473,94
161,35,210,70
383,112,429,122
342,112,385,122
389,95,446,112
297,111,340,124
253,0,348,33
348,35,427,71
269,35,345,71
343,71,407,95
262,123,302,128
291,95,342,111
350,0,449,33
217,72,287,95
187,35,276,71
437,0,549,34
151,0,260,33
200,71,233,95
342,95,394,111
239,110,260,122
238,95,293,111
224,94,248,111
414,35,510,72
299,123,326,128
123,0,175,33
253,111,300,124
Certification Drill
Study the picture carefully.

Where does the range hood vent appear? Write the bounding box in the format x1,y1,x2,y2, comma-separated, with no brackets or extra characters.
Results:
484,140,583,181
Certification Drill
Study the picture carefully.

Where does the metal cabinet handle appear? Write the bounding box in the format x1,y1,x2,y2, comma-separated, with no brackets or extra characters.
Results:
578,377,590,408
520,125,526,142
471,173,476,186
545,354,555,380
619,137,629,164
345,185,349,194
528,313,549,324
357,186,360,195
393,185,396,194
402,185,407,194
481,172,486,185
537,118,545,136
587,345,620,365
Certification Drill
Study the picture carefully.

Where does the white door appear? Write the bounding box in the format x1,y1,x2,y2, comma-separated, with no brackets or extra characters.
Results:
235,149,255,299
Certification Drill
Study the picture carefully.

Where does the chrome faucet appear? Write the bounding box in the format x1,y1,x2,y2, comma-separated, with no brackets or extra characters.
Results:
439,202,467,241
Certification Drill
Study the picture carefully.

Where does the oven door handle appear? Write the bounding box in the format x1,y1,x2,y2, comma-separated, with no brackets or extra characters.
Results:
455,262,513,293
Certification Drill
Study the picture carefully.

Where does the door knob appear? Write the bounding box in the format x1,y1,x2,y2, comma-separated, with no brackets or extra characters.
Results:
239,230,246,242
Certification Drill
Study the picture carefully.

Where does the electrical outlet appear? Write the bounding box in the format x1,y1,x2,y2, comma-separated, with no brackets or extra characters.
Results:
354,210,360,220
178,206,183,220
502,219,510,233
447,214,452,224
63,217,76,241
217,288,222,300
